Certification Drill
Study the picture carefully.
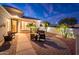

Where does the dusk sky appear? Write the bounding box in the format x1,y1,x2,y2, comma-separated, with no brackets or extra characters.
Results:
1,3,79,25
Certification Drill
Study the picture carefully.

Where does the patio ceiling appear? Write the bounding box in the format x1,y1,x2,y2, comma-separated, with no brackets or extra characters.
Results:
3,5,23,17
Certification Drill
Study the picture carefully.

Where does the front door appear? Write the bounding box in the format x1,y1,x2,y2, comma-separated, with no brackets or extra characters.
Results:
11,19,18,33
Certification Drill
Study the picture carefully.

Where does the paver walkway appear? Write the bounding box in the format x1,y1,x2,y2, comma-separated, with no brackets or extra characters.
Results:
31,34,70,55
0,32,75,55
15,33,36,55
0,33,36,55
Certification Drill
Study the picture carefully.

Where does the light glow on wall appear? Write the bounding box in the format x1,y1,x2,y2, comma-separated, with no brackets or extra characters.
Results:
7,19,11,32
21,21,30,30
36,20,42,28
12,15,19,18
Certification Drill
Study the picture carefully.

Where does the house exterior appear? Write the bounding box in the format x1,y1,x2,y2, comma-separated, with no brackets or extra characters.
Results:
74,24,79,28
0,5,41,45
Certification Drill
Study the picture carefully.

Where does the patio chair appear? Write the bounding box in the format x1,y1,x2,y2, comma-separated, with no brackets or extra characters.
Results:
38,30,46,41
3,31,15,41
30,33,38,41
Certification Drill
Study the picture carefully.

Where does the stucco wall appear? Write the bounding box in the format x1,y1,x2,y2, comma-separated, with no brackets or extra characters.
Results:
0,6,11,45
73,28,79,54
47,27,58,34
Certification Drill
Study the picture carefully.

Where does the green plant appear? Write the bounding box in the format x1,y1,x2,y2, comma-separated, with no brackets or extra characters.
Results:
58,17,77,38
26,23,37,33
43,21,50,32
58,24,69,38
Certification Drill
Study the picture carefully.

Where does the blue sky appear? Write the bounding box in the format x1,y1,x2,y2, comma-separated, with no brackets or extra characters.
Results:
1,3,79,25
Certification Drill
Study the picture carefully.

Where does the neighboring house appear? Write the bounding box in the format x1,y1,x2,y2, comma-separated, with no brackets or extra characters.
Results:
0,5,41,44
74,24,79,28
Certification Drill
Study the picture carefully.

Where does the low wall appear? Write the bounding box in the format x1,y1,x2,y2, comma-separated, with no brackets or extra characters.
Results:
47,27,58,34
47,27,79,38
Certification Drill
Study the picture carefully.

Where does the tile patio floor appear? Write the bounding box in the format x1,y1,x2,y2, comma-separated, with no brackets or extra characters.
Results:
0,32,76,55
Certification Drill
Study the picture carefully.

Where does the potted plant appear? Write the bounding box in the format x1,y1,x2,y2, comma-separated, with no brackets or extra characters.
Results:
43,21,50,32
26,23,37,40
